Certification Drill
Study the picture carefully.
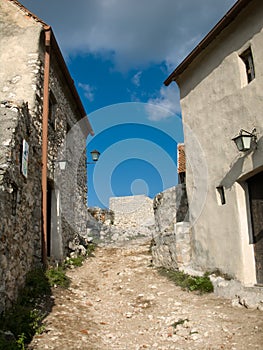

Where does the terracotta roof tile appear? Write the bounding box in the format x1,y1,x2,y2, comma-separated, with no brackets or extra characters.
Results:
177,143,186,173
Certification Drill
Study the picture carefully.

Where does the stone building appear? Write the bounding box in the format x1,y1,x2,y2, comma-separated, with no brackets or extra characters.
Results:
165,0,263,286
0,0,93,312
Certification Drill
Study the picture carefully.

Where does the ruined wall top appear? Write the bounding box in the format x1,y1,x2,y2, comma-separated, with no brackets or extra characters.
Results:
109,195,155,229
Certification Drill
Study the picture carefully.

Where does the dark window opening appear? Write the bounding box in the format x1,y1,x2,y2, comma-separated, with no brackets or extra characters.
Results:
11,184,18,216
240,47,255,84
48,91,57,130
178,172,186,184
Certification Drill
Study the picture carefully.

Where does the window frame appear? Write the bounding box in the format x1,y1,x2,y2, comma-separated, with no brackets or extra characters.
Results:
239,47,255,84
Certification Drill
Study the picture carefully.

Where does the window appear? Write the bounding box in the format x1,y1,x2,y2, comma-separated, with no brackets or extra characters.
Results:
11,184,18,216
240,47,255,84
48,90,57,129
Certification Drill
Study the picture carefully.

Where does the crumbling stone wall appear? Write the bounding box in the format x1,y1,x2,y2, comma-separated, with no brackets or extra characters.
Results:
151,185,191,270
0,0,89,313
46,57,88,256
88,207,114,225
109,195,155,231
0,103,42,313
84,196,155,245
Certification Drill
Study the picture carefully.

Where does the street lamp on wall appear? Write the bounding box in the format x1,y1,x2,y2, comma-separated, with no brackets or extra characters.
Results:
53,159,67,170
88,149,100,164
232,128,257,152
56,159,67,170
53,150,100,169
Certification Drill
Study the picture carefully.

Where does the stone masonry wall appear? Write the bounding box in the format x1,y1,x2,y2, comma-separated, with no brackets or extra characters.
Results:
151,185,191,270
109,195,155,231
46,56,88,257
0,103,42,313
85,196,155,245
0,0,89,312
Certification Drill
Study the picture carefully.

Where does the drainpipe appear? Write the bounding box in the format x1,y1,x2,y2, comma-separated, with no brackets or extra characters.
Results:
42,26,51,268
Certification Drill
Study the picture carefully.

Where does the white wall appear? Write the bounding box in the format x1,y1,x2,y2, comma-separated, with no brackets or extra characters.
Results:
177,0,263,285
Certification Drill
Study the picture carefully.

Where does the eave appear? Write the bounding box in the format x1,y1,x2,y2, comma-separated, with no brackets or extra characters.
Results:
164,0,254,86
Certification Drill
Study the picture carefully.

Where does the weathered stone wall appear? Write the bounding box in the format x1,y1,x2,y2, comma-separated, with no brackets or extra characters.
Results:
151,185,191,270
0,103,42,313
109,195,155,230
88,207,114,225
0,0,90,312
46,55,89,258
85,196,155,245
0,0,43,108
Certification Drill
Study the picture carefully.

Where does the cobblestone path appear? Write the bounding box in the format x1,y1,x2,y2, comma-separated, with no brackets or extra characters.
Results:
29,238,263,350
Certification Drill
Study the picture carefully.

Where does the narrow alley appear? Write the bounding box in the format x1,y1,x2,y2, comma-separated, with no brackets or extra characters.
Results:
29,238,263,350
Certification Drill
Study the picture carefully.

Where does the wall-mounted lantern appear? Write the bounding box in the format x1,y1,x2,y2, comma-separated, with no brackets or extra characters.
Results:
53,150,100,169
53,159,67,170
88,149,101,164
232,128,257,152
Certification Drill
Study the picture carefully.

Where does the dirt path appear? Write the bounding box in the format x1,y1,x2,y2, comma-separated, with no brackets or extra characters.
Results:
29,238,263,350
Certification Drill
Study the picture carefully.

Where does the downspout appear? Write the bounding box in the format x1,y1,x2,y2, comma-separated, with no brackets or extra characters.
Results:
42,26,51,267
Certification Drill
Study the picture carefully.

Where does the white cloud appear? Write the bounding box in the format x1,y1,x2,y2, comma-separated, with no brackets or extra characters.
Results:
78,83,95,102
146,84,181,121
20,0,236,71
20,0,236,120
131,71,142,87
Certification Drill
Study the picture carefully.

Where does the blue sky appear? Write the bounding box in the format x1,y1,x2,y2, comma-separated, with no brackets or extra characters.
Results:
20,0,236,208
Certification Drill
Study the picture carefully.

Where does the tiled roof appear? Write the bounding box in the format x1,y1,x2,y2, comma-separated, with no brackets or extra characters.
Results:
177,143,186,173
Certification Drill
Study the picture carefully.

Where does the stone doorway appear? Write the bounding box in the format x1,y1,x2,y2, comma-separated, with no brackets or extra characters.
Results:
247,171,263,285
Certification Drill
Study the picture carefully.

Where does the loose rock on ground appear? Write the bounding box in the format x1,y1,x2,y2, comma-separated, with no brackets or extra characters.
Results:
29,238,263,350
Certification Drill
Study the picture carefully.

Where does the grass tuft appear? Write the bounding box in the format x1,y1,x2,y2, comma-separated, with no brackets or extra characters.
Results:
45,266,71,288
157,267,214,294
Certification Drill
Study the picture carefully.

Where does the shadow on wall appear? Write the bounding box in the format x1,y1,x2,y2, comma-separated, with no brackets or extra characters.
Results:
220,136,262,189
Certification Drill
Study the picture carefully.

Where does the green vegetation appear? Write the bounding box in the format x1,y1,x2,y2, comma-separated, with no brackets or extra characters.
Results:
0,244,97,349
86,243,96,257
157,267,214,294
45,266,70,288
171,318,189,328
64,255,86,268
0,268,51,349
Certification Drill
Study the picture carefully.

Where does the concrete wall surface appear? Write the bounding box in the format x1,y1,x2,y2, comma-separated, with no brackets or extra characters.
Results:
177,0,263,285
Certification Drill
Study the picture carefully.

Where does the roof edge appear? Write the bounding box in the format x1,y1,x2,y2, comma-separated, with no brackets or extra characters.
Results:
164,0,254,86
48,28,94,135
7,0,94,136
6,0,48,26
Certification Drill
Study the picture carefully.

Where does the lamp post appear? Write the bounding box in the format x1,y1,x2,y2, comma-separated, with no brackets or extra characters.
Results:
232,128,257,152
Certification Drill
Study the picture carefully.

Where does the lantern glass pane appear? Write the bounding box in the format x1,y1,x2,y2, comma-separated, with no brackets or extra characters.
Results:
242,135,252,150
91,150,100,161
59,161,67,170
234,137,244,151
